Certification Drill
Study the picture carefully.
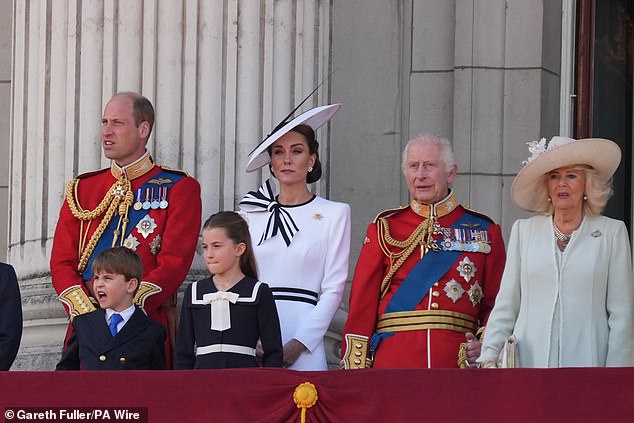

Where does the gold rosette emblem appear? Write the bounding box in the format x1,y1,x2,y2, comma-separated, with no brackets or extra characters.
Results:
293,382,318,423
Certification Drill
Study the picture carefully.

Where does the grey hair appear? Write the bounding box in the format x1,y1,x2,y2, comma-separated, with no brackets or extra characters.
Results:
401,134,456,173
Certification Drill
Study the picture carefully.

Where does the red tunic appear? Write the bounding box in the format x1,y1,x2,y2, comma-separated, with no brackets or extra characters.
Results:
343,195,505,368
50,161,201,365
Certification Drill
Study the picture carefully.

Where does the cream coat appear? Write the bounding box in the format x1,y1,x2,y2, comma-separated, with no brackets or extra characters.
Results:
479,215,634,367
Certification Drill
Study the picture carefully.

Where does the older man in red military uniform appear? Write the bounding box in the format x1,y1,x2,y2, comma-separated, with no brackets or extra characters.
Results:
50,92,201,366
342,134,505,368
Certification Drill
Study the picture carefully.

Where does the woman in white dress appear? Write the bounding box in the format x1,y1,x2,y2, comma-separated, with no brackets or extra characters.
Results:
239,104,351,370
478,136,634,367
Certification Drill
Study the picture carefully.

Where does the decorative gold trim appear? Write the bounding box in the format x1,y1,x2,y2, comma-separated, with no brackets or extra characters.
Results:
110,153,154,180
133,281,163,308
377,310,478,334
410,190,458,218
475,326,486,341
341,334,371,369
376,218,428,299
65,177,134,273
59,285,97,317
293,382,318,423
457,342,469,368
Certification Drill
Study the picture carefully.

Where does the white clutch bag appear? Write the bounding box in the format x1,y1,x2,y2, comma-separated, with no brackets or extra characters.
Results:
497,335,519,368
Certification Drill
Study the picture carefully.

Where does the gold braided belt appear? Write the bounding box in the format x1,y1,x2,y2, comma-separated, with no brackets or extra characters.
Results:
376,309,478,334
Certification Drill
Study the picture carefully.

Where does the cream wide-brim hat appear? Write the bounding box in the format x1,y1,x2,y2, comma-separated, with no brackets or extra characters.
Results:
245,103,341,172
511,136,621,212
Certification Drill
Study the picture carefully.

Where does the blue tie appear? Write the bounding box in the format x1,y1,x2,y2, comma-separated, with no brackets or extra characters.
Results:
109,313,123,337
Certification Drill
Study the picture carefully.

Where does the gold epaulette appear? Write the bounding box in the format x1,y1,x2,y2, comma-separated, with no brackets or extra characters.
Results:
341,334,372,369
59,285,97,317
371,205,409,224
133,281,163,309
159,165,190,177
462,205,495,224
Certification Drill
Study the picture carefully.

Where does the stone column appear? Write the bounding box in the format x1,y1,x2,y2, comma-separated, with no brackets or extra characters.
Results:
10,0,334,370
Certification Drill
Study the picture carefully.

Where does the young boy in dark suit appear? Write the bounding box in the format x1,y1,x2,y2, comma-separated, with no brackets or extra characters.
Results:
56,247,166,370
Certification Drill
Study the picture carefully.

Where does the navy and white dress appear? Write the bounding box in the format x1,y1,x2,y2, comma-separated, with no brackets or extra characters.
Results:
174,276,283,369
240,179,351,370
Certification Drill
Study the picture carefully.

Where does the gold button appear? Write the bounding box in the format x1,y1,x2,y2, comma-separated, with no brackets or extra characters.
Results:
99,355,106,362
353,359,361,365
355,351,362,357
432,291,440,297
431,303,439,309
355,342,362,349
119,357,126,364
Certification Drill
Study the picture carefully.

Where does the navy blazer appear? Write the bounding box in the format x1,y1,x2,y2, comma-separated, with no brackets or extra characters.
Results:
56,307,166,370
0,263,22,370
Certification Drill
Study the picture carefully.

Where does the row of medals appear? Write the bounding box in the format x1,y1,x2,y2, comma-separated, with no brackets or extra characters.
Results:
431,224,492,254
133,187,169,211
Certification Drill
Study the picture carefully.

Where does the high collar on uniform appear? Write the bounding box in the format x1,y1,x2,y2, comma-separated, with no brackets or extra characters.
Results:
110,152,154,181
410,190,458,219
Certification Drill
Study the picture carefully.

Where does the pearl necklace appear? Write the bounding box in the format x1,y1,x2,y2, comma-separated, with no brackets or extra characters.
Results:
553,224,571,246
553,219,581,250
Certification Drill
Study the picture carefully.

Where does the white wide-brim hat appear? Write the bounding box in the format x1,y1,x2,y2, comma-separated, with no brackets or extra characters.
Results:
245,103,341,172
511,136,621,212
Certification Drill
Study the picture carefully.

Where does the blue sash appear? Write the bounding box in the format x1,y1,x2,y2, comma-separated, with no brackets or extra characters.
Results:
370,211,491,352
81,170,184,282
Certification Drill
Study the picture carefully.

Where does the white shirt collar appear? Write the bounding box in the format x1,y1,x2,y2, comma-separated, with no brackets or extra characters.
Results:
105,304,136,327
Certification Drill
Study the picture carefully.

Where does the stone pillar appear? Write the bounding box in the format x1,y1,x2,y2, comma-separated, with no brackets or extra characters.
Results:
10,0,334,370
0,0,11,262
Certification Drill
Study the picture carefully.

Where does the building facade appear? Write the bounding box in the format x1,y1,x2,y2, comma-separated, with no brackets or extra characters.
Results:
2,0,617,370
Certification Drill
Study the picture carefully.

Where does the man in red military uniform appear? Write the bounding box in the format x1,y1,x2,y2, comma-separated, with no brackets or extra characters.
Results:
50,92,201,366
342,134,505,368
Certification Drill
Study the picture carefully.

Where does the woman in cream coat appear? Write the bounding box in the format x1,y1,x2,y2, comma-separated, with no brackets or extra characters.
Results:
479,136,634,367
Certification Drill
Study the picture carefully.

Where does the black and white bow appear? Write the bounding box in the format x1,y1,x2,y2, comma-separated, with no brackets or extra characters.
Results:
239,179,299,247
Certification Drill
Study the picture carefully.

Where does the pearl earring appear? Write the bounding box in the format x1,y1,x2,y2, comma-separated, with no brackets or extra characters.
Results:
583,195,587,201
547,197,551,202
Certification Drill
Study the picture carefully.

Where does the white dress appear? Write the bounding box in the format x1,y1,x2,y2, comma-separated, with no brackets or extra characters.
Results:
240,180,351,370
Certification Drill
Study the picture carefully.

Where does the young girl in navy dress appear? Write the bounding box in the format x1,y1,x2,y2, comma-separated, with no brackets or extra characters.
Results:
174,211,283,369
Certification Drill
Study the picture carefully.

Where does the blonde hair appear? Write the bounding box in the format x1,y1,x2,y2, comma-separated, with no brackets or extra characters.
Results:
534,165,613,216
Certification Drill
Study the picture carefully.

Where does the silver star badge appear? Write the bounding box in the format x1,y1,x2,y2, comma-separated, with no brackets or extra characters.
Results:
136,214,157,239
457,256,477,282
444,279,465,303
467,282,484,306
123,234,140,251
